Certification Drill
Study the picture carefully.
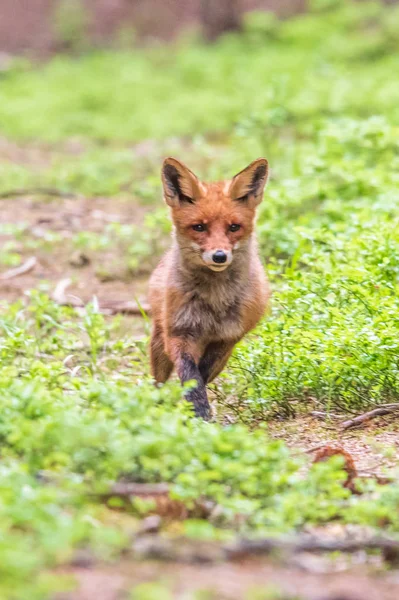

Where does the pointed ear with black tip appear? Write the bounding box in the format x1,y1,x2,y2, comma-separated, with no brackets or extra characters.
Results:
229,158,269,207
161,158,202,207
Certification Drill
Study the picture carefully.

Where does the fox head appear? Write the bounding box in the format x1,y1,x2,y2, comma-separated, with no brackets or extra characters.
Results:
161,157,269,272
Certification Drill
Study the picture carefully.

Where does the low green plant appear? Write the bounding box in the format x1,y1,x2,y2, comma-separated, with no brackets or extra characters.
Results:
229,114,399,418
1,294,399,597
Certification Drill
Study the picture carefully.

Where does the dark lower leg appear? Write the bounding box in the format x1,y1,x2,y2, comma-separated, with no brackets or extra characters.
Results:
199,341,235,383
177,352,211,420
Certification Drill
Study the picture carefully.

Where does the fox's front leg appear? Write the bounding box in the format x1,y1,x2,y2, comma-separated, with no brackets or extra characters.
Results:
199,340,236,384
167,337,211,420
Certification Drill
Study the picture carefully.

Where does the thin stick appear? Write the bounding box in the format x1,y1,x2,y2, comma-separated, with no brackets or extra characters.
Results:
52,278,151,315
52,278,83,307
0,187,77,199
341,404,399,430
0,256,37,280
99,299,151,315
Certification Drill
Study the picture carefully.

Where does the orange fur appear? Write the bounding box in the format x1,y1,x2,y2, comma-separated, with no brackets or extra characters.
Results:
148,157,271,419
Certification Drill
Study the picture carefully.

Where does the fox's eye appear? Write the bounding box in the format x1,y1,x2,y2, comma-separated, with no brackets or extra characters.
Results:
192,224,206,232
229,224,241,232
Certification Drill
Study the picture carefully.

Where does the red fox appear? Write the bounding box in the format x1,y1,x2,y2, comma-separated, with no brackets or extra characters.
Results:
149,157,270,420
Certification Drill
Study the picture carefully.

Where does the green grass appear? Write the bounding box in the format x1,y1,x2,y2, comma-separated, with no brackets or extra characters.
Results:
1,295,399,598
1,296,399,598
1,1,399,596
231,115,399,418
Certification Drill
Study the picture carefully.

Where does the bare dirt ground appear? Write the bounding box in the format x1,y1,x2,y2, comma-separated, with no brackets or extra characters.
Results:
268,414,399,475
61,556,399,600
0,194,149,305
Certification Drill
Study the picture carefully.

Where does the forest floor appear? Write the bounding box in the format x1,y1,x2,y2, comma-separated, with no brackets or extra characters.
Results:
2,182,399,465
3,176,399,600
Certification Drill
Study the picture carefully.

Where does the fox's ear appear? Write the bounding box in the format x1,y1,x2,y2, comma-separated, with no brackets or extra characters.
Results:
229,158,269,207
161,158,202,207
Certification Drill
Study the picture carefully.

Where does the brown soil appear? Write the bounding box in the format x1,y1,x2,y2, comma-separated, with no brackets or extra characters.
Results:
0,193,149,306
60,556,399,600
267,414,399,475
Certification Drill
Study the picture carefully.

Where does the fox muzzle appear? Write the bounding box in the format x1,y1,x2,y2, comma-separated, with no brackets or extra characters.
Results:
202,249,233,271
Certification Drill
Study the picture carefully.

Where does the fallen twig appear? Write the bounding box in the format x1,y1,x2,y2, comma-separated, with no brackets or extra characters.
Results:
52,278,151,315
52,278,84,307
99,299,151,315
0,187,77,199
226,535,399,559
0,256,37,280
132,533,399,564
341,404,399,430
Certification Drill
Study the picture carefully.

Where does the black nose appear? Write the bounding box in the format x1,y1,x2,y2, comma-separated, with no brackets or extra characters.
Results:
212,250,227,264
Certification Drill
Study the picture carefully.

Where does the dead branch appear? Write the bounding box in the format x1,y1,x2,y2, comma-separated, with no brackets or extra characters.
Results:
0,187,77,199
52,278,151,315
132,533,399,564
52,278,84,307
0,256,37,280
226,535,399,560
341,404,399,430
99,299,151,315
